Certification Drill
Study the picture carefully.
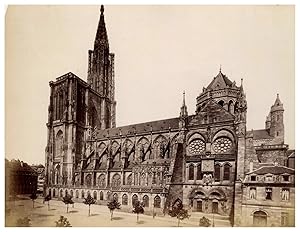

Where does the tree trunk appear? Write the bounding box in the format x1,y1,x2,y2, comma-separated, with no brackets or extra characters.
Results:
32,200,34,208
177,219,180,227
137,214,139,223
89,205,90,216
48,201,50,211
110,210,113,221
67,204,69,213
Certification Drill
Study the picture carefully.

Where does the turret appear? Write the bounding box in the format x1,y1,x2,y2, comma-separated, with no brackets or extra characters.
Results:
269,94,284,142
179,91,188,129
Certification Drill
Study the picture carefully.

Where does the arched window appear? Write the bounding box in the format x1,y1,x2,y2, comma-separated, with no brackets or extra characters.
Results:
60,189,63,197
122,194,128,205
48,189,52,196
223,164,230,180
55,131,63,159
113,193,118,202
65,189,68,197
188,164,194,180
70,190,73,197
196,165,201,180
154,196,161,208
218,100,224,107
53,189,56,197
253,211,267,226
140,173,146,186
132,194,138,206
81,190,85,198
76,190,79,198
215,164,221,181
100,191,104,200
127,174,132,185
93,191,97,200
97,174,105,188
228,100,234,114
111,174,121,187
85,174,92,187
143,195,149,207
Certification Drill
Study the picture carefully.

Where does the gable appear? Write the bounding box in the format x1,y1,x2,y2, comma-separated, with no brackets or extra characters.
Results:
189,99,235,126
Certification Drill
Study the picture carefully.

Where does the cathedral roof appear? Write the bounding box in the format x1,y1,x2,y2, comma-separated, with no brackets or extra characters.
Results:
252,129,273,140
247,165,294,175
206,70,234,90
96,117,180,139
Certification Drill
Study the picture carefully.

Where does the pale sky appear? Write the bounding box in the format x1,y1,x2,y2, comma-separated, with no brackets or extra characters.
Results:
5,5,295,165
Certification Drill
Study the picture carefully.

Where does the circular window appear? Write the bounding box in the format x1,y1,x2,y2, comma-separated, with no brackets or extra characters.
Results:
189,139,205,155
213,137,232,153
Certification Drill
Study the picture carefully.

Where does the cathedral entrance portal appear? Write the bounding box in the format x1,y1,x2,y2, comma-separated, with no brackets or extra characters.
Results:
196,201,203,212
212,201,218,214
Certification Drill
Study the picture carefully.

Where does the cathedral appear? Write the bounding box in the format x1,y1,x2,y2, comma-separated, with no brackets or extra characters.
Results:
44,6,295,226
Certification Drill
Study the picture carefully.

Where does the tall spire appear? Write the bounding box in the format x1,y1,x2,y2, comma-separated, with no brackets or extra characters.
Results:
180,91,188,118
94,5,109,50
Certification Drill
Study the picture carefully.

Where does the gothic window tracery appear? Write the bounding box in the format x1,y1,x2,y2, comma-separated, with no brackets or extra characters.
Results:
122,194,128,205
214,164,221,181
85,174,92,187
154,196,161,208
143,195,149,207
223,163,231,180
189,139,205,155
127,174,132,185
132,194,138,206
111,173,121,187
213,137,232,153
140,173,146,186
188,164,194,180
55,130,63,159
97,174,105,188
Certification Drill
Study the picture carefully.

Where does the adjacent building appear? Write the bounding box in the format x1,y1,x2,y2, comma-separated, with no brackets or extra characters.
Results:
44,6,295,226
5,159,38,197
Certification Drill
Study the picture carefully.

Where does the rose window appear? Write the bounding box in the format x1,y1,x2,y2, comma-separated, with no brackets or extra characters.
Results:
213,137,232,153
189,139,205,155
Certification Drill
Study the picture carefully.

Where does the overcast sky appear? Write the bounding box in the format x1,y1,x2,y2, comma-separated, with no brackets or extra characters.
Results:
5,5,294,165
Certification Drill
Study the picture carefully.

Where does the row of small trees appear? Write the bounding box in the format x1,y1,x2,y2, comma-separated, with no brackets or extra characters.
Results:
28,192,204,227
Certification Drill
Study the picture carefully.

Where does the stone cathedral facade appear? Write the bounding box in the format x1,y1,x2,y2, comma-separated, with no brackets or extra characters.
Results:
45,6,295,227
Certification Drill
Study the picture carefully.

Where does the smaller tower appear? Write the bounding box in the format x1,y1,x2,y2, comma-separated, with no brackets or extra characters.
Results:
269,94,284,142
265,112,271,130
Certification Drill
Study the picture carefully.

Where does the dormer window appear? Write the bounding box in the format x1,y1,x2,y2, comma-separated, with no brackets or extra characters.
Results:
251,175,256,181
265,175,273,182
283,175,289,182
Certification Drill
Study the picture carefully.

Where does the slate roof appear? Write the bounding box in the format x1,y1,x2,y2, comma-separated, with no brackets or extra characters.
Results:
247,165,294,175
96,117,180,139
206,71,234,90
252,129,273,140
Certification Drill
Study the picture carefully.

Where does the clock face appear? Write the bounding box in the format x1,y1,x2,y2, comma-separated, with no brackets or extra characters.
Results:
201,160,214,172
